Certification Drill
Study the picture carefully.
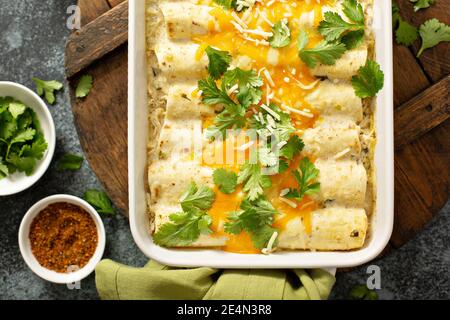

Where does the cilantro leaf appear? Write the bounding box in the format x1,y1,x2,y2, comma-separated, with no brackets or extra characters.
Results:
76,74,93,98
7,152,36,176
250,103,294,143
319,12,364,42
213,0,236,10
351,59,384,98
396,19,419,46
57,153,84,171
417,18,450,57
153,182,215,247
298,35,347,68
410,0,435,12
205,46,232,79
153,209,213,247
32,77,63,105
342,0,365,24
180,181,216,212
269,19,291,48
10,128,36,146
280,135,304,160
319,0,364,44
84,189,115,214
238,162,272,201
205,105,247,139
286,157,320,202
8,101,26,119
222,68,263,108
213,168,238,194
198,76,237,107
349,284,379,300
258,146,278,167
341,30,365,49
224,197,278,249
23,134,48,160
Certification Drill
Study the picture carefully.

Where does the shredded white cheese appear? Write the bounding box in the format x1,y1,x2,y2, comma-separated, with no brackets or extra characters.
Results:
289,76,320,90
261,231,278,255
257,8,274,27
226,84,239,96
277,141,287,149
235,140,255,151
279,188,290,197
282,104,314,118
279,197,298,208
242,28,273,38
263,70,275,87
333,147,351,159
231,11,248,29
260,103,281,121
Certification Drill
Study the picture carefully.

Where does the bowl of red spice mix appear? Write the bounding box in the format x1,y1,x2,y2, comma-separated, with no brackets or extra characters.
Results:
18,194,106,283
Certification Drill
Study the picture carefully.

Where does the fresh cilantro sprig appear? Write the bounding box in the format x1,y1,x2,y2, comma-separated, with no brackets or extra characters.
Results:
279,135,304,160
269,19,291,48
392,3,419,46
57,153,84,171
84,189,115,214
153,209,213,247
32,77,63,105
351,60,384,98
180,181,216,212
222,68,263,108
410,0,435,12
198,58,263,138
285,157,320,202
417,18,450,57
349,285,379,300
298,31,347,68
249,103,304,175
205,46,232,79
238,162,272,201
153,182,215,247
319,0,365,49
213,168,238,194
249,103,294,143
198,76,237,107
76,75,93,98
0,97,48,178
224,196,278,249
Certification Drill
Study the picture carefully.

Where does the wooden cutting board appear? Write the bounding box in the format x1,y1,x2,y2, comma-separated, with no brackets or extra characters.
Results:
65,0,450,252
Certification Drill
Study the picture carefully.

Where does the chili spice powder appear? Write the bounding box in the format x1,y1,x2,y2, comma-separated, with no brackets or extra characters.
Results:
29,202,98,273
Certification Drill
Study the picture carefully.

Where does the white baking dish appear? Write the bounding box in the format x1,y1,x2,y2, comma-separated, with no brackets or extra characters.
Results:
128,0,394,268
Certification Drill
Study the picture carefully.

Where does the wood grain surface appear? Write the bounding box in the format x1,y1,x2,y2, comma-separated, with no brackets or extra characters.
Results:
65,0,450,251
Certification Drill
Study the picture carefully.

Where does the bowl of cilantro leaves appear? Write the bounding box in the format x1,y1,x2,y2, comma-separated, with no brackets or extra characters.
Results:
0,81,55,195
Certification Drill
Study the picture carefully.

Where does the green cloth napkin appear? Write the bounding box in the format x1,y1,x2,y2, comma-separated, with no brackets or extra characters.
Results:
95,259,335,300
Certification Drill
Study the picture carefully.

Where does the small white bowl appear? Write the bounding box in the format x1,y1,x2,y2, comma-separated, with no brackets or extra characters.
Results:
18,194,106,284
0,81,56,196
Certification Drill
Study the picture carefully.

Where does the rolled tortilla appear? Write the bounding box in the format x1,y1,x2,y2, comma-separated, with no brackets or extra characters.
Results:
311,45,368,80
160,2,217,39
148,162,227,247
154,40,208,80
305,80,363,122
278,207,368,250
314,159,367,207
302,116,361,159
165,84,215,120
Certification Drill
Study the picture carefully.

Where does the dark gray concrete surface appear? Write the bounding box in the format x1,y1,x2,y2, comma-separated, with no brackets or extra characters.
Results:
0,0,448,300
